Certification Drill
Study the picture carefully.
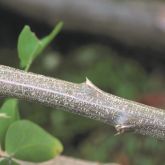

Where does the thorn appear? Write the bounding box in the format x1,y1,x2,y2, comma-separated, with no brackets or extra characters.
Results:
85,77,93,86
85,77,103,93
114,132,121,136
115,124,133,136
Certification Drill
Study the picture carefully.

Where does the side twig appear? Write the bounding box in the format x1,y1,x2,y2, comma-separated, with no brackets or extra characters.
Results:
0,65,165,139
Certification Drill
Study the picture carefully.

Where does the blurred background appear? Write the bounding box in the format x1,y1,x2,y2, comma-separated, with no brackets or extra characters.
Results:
0,0,165,165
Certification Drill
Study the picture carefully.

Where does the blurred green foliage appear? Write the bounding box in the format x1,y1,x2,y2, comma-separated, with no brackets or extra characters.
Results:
1,40,165,165
18,44,164,165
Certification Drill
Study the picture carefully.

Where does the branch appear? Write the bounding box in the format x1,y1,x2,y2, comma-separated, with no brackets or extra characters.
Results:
1,0,165,51
0,65,165,139
15,155,119,165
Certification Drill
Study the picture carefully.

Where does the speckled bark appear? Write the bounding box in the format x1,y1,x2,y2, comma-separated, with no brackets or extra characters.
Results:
0,65,165,139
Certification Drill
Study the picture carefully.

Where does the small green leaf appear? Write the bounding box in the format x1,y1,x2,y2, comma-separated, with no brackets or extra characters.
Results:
18,22,63,71
5,120,63,162
0,99,19,146
18,25,40,70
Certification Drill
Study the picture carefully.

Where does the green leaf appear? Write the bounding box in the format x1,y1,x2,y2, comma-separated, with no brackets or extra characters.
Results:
0,99,19,146
18,22,63,71
5,120,63,162
18,25,40,70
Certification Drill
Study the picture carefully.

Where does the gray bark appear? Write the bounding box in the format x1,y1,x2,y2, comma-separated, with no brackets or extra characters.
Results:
0,65,165,140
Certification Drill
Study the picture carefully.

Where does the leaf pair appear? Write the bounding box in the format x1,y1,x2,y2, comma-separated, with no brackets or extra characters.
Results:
0,99,63,163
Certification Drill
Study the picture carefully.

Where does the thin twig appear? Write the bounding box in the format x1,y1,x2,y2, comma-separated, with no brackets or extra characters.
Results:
0,65,165,139
15,155,119,165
